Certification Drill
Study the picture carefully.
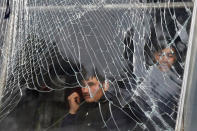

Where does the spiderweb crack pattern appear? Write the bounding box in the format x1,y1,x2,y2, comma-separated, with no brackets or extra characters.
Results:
0,0,193,130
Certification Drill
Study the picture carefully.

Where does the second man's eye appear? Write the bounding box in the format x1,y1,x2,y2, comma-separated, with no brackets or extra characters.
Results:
167,53,174,57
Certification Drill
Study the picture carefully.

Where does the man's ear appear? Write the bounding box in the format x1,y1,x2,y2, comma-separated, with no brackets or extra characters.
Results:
102,80,109,91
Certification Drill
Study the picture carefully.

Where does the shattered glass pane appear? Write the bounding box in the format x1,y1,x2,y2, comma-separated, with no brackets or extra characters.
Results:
0,1,8,76
0,0,193,131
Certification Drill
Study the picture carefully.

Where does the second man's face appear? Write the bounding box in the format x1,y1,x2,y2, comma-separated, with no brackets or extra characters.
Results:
154,47,176,72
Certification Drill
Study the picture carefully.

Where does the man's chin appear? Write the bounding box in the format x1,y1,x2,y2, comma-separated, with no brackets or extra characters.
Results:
158,65,170,72
85,98,95,103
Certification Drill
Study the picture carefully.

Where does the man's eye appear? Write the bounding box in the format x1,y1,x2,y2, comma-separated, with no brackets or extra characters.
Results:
167,53,174,57
81,82,85,87
157,53,162,56
87,82,95,86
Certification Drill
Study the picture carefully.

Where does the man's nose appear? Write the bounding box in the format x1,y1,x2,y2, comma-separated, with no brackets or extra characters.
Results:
160,54,168,63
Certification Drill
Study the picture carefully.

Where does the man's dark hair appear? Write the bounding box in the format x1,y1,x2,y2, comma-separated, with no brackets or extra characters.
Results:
81,67,105,84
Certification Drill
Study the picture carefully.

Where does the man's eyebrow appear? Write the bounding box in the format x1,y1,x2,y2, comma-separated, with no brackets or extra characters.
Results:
167,52,175,55
155,51,162,54
87,82,95,86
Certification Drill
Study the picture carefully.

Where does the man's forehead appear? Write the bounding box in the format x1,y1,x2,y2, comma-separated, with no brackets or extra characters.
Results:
162,47,175,53
156,47,174,53
83,77,99,84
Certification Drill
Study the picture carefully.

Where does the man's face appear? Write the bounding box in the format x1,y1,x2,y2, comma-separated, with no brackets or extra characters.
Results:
81,77,108,103
154,47,176,72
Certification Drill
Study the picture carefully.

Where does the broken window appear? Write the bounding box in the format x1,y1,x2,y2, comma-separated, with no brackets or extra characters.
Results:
0,0,193,130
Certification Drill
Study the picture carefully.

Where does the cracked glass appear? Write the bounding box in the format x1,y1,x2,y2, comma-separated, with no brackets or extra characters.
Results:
0,0,193,131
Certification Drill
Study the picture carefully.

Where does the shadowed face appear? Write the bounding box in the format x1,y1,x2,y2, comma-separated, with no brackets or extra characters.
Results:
81,77,108,103
154,47,176,72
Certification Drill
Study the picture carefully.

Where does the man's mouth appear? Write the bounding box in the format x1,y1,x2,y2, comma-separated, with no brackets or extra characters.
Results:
83,94,91,98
